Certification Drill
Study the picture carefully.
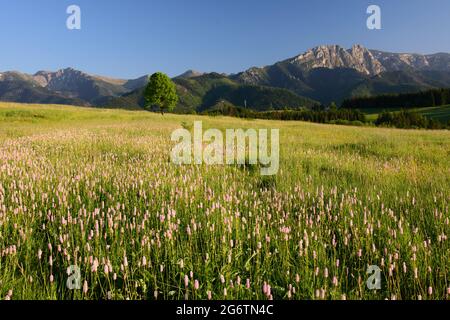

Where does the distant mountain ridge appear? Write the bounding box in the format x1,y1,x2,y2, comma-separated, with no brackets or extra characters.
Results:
0,68,147,106
1,44,450,110
232,44,450,104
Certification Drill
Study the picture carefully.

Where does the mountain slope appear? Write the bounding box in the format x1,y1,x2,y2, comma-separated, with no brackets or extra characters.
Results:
103,73,318,113
0,72,87,106
233,45,450,104
0,68,149,107
175,70,205,79
371,50,450,72
33,68,133,105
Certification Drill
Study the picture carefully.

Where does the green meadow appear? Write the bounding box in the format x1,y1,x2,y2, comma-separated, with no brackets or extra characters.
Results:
0,102,449,300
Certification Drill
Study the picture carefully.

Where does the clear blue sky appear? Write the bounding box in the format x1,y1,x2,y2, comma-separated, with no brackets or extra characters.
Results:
0,0,449,79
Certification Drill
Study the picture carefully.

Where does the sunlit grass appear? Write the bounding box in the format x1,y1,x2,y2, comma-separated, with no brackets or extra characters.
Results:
0,102,449,300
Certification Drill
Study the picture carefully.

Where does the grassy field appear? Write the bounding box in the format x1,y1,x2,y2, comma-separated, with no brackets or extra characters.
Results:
364,105,450,123
0,102,449,300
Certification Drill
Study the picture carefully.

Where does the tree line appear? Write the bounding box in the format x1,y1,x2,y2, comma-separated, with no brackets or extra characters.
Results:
342,88,450,109
202,104,366,124
375,110,448,129
204,104,449,129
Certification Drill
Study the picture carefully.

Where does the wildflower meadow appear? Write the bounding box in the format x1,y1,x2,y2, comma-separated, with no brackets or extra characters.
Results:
0,102,449,300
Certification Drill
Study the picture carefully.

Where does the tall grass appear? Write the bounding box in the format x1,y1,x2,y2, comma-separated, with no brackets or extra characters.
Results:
0,102,449,300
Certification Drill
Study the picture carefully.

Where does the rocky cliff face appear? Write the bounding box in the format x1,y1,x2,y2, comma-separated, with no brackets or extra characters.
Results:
286,44,450,75
33,68,93,93
290,44,385,75
371,50,450,72
238,44,450,79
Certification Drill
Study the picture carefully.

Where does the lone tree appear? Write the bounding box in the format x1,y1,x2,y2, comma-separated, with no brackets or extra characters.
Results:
144,72,178,115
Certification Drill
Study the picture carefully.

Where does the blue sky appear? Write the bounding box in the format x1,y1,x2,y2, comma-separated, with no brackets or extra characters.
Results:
0,0,449,79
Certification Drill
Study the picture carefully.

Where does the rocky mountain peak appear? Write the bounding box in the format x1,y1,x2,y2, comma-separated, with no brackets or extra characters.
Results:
32,68,90,88
290,44,385,75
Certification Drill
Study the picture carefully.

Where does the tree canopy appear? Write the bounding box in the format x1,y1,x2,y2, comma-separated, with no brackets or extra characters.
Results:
144,72,178,114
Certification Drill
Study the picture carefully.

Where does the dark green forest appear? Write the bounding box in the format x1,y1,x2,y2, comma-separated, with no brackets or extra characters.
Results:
342,88,450,109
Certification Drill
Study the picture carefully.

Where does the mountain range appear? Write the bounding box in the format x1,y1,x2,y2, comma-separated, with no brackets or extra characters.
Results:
1,44,450,112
